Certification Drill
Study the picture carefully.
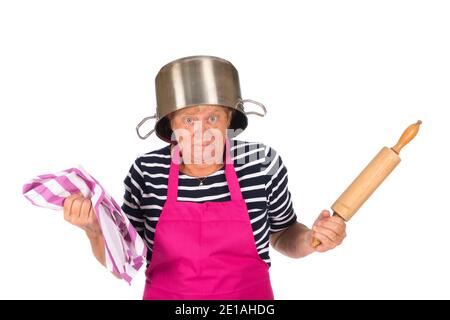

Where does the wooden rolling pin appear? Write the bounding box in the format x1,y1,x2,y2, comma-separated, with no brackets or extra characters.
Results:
311,120,422,248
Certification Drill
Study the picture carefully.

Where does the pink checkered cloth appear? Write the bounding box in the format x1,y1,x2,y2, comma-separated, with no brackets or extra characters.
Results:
22,166,147,284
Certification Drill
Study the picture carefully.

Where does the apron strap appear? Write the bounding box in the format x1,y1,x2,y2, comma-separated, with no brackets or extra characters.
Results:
166,144,181,202
224,138,244,201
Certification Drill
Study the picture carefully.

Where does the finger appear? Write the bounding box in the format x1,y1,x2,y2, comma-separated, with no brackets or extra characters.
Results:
63,196,75,221
328,215,347,226
315,210,331,222
70,196,84,219
66,195,79,222
311,231,334,251
64,193,81,205
80,198,92,222
313,225,342,244
316,219,346,237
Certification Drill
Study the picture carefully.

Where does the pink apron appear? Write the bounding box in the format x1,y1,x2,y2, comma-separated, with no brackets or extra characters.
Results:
143,140,274,300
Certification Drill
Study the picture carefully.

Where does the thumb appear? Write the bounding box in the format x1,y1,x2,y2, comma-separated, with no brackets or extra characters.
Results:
314,210,331,224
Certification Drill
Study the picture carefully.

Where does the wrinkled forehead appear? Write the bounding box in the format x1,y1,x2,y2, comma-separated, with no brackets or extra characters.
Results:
174,105,229,117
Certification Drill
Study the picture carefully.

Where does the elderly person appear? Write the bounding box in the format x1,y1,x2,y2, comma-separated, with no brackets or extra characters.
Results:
63,56,346,300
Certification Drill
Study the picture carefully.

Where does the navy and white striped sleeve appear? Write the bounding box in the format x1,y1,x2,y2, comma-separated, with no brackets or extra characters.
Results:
121,159,146,239
265,147,297,233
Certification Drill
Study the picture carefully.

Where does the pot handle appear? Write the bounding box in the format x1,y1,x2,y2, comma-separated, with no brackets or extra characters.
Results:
236,99,267,117
136,114,157,139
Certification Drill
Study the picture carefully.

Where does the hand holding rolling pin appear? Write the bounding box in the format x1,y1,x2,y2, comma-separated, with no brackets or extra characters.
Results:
310,209,347,252
311,120,422,249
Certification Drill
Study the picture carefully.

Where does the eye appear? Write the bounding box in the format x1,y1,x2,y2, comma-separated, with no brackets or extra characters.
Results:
184,116,194,126
208,115,218,123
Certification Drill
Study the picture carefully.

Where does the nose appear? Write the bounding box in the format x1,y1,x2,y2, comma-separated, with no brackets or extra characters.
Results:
193,119,211,136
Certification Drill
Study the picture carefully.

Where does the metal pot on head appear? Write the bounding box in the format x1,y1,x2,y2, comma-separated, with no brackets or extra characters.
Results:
136,55,266,142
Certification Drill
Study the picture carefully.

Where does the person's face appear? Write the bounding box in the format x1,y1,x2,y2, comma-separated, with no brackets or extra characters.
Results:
170,105,231,165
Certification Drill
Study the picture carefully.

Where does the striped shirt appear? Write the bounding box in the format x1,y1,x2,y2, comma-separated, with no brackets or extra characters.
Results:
121,140,297,267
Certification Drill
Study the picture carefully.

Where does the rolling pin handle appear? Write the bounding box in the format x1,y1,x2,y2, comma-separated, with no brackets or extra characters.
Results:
391,120,422,154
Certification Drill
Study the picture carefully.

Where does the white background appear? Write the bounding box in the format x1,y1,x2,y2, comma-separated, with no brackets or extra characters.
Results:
1,0,449,299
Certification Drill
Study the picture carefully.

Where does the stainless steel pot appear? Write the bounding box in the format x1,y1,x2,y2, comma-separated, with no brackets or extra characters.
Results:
136,55,266,142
